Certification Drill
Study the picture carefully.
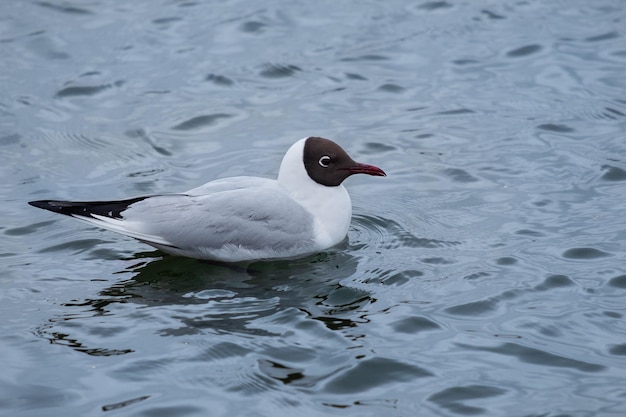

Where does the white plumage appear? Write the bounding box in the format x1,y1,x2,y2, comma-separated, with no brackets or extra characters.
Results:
29,137,386,262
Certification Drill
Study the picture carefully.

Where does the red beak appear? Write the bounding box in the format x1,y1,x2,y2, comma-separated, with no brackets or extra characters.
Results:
346,163,387,177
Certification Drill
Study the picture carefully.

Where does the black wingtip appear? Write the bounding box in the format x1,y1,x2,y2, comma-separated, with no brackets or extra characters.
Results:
28,200,79,216
29,200,52,209
28,197,150,219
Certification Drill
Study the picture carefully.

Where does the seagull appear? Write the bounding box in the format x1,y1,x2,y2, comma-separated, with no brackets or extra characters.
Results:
29,137,386,262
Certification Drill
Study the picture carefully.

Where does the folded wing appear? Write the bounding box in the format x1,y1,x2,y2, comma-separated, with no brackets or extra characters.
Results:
29,181,317,261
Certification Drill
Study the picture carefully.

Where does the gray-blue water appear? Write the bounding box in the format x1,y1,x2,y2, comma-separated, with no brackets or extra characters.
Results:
2,1,626,416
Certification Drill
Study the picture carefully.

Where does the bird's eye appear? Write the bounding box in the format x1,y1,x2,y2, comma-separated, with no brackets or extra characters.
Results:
318,155,332,167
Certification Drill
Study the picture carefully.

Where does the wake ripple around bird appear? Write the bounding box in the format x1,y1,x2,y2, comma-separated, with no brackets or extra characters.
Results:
350,214,461,252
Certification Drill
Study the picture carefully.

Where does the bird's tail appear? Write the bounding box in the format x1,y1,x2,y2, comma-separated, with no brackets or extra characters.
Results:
28,197,149,220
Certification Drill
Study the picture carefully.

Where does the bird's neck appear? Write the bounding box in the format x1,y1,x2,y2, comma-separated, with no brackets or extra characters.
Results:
279,173,352,247
277,138,352,246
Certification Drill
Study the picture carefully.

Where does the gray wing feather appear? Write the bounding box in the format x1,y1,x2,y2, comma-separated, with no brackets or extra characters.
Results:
121,184,315,256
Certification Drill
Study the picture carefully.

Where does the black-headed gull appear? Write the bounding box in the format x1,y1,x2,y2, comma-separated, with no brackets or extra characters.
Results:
29,137,386,262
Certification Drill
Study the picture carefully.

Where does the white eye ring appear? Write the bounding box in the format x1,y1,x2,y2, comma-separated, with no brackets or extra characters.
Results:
318,155,331,167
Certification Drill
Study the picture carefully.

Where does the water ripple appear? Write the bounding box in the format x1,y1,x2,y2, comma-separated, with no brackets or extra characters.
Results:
35,1,92,15
506,44,543,58
54,81,124,98
417,1,453,12
445,274,579,317
390,316,441,334
259,63,302,79
5,0,626,415
205,73,235,86
351,214,461,252
323,357,433,394
458,342,605,373
429,385,507,415
171,113,233,130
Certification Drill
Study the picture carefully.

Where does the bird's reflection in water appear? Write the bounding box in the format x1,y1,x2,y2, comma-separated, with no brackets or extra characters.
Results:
37,249,376,356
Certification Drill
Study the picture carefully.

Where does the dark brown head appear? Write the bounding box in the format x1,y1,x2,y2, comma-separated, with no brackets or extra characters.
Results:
302,137,386,186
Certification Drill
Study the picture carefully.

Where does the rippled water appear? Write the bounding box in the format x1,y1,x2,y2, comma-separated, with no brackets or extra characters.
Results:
2,1,626,416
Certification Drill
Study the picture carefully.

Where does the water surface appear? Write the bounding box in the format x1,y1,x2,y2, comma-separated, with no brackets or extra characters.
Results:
2,1,626,416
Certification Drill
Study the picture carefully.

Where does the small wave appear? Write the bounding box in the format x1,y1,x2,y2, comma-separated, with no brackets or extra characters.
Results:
562,247,612,260
429,384,507,415
54,81,124,98
457,342,605,372
351,214,461,251
506,44,543,58
323,357,433,394
416,1,453,12
35,1,92,15
240,21,267,34
205,73,234,86
258,63,301,79
171,113,233,130
601,165,626,182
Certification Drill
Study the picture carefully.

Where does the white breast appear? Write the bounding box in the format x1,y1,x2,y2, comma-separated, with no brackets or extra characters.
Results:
277,138,353,248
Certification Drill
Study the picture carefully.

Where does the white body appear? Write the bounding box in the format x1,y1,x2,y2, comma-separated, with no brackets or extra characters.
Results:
75,138,353,262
